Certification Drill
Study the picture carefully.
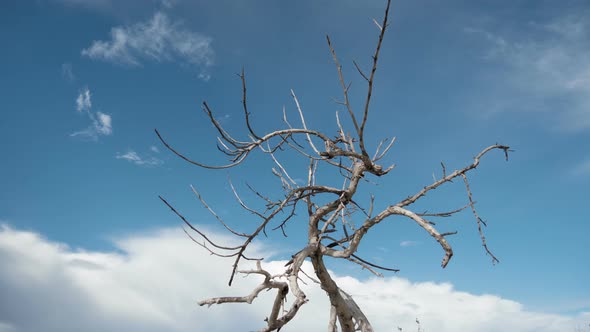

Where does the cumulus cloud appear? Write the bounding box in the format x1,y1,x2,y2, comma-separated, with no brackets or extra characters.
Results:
116,150,163,167
81,12,213,80
466,11,590,131
0,224,587,332
71,88,112,140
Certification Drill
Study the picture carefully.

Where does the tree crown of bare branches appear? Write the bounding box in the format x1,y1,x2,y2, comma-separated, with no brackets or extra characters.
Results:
156,1,510,331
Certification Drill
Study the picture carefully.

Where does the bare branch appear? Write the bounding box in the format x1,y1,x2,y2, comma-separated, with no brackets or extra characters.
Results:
159,196,243,251
269,150,298,188
182,228,240,258
462,174,499,264
398,144,510,208
203,101,247,148
372,138,387,161
227,191,297,286
372,18,383,31
157,127,336,169
198,261,297,332
350,253,399,273
245,182,275,210
227,180,268,220
238,68,262,140
156,129,247,169
353,60,369,82
373,136,396,161
385,206,454,268
347,255,385,277
417,202,471,218
291,89,322,156
191,185,249,237
358,0,392,158
322,204,453,268
326,35,361,137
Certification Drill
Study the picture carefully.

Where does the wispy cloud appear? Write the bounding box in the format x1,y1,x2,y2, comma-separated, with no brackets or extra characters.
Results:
150,145,160,153
61,63,75,82
82,12,213,80
116,150,163,167
75,87,91,112
466,11,590,131
400,240,419,247
71,88,112,140
0,224,588,332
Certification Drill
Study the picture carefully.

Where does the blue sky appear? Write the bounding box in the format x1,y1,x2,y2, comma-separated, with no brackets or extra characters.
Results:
1,0,589,331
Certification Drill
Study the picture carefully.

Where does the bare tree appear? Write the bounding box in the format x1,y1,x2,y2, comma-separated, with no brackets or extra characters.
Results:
156,0,510,331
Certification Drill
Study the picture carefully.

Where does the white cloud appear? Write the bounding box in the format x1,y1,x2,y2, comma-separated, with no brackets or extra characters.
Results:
150,145,160,153
71,88,113,140
95,112,112,135
400,240,419,247
116,150,163,167
70,113,113,140
82,12,213,80
467,12,590,131
76,87,91,112
0,224,587,332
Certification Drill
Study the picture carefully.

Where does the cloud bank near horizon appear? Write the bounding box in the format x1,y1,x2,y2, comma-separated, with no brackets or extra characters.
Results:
0,224,587,332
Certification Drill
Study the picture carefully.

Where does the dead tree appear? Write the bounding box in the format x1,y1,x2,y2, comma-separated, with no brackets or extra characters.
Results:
156,1,509,331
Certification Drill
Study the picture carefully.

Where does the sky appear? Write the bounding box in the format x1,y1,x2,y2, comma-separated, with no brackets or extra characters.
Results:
1,0,589,331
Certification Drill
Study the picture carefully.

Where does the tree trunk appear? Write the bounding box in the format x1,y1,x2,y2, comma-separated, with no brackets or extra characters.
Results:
311,252,374,332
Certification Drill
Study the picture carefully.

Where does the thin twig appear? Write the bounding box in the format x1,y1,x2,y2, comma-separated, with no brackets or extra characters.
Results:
238,68,262,140
462,174,499,264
